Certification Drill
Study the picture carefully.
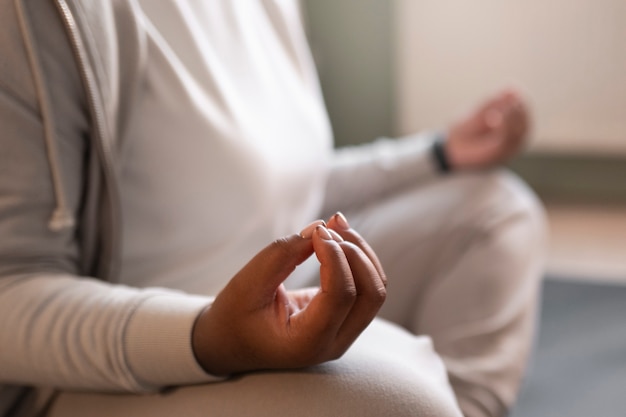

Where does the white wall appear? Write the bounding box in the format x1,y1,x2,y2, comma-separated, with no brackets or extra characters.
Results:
395,0,626,155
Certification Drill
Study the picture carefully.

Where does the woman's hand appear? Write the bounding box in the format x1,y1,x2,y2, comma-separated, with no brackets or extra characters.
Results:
445,88,531,170
192,215,386,376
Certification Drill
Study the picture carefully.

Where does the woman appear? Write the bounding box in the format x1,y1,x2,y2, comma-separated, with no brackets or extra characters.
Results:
0,1,545,416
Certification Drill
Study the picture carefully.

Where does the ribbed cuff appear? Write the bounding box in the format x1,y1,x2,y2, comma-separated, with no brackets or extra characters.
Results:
393,131,441,181
124,294,221,388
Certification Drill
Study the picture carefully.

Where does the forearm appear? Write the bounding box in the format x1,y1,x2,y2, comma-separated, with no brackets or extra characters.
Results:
0,273,217,392
322,132,442,214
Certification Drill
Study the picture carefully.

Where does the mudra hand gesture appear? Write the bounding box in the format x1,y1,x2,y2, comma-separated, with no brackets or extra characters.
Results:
192,213,387,375
446,89,531,170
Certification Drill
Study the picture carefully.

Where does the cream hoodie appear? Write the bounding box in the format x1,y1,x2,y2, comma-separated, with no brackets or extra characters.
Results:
0,1,439,416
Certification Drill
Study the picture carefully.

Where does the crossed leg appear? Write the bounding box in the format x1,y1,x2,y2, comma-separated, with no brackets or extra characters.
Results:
48,170,544,417
344,169,547,417
48,319,462,417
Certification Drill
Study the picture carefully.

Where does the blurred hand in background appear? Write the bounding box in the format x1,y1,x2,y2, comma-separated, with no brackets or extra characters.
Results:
446,89,531,170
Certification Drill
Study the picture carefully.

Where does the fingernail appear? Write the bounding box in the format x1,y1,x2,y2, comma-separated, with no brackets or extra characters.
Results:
300,220,326,239
334,212,350,230
327,228,344,242
316,225,333,240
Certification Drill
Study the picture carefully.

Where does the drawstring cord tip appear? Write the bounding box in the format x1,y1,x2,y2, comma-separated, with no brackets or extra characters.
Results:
48,209,76,232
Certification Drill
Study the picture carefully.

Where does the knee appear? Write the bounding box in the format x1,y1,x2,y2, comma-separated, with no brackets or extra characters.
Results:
204,353,463,417
434,169,548,301
364,368,463,417
458,169,547,251
450,171,548,311
308,359,463,417
300,325,463,417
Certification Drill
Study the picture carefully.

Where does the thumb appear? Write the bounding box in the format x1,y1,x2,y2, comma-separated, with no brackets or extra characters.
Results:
485,108,504,129
472,90,510,132
231,234,314,305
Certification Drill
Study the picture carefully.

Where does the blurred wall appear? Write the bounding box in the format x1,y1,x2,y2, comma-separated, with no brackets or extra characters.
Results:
303,0,394,147
395,0,626,156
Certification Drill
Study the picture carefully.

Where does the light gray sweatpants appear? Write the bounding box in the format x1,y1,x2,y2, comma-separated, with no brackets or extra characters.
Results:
48,170,546,417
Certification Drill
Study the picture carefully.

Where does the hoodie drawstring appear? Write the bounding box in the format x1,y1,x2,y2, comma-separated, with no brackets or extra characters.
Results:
16,0,76,232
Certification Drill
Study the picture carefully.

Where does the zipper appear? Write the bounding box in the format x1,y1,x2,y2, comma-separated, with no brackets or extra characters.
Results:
52,0,121,281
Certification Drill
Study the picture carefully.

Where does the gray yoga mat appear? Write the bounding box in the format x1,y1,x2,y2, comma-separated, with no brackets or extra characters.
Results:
509,279,626,417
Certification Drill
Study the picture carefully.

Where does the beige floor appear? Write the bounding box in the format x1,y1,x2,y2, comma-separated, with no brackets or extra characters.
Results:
545,203,626,284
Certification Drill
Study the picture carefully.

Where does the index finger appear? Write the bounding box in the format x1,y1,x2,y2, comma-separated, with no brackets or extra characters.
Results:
289,226,356,348
327,213,387,288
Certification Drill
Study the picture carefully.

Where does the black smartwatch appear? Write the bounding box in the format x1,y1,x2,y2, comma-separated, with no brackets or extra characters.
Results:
432,133,452,174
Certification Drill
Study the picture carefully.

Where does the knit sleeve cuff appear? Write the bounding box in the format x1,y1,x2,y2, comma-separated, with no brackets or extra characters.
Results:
124,294,222,389
391,131,442,180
